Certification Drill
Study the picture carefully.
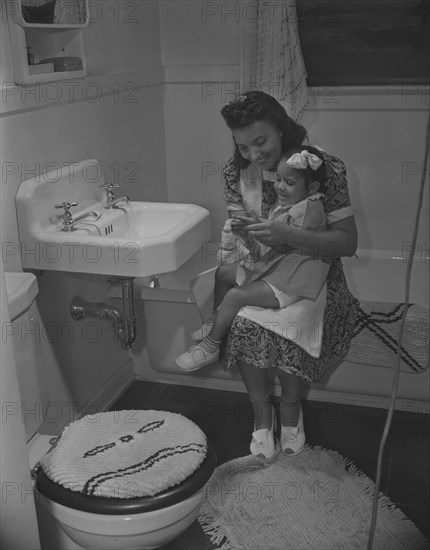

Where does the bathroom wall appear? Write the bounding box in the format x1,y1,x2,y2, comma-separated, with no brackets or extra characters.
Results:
1,0,165,428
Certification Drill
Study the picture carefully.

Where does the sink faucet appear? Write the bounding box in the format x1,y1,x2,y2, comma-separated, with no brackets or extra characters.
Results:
100,183,130,209
55,202,100,232
66,211,100,231
107,195,130,209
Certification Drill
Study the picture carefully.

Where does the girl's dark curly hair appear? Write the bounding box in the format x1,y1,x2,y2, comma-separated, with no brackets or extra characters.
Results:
221,91,308,169
282,145,327,194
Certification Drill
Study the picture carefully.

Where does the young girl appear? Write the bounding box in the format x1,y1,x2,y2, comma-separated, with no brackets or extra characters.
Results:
174,146,329,371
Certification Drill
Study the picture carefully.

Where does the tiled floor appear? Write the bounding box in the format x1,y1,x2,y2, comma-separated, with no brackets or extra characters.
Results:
112,381,429,549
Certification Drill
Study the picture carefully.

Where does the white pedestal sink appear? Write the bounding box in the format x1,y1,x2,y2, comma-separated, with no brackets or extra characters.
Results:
15,159,211,277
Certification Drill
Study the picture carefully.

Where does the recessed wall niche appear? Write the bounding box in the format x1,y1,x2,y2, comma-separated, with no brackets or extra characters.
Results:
7,0,89,85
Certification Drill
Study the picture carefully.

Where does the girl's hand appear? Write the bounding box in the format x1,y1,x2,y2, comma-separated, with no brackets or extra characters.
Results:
239,216,291,247
230,210,260,232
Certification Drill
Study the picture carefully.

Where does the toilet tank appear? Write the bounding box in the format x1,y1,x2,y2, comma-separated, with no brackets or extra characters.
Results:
4,273,50,442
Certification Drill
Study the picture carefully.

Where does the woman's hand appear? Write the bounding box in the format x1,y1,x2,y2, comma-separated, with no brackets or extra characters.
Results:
231,212,290,247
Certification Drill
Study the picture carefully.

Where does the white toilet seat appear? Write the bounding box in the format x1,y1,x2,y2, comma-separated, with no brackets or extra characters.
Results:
35,441,216,514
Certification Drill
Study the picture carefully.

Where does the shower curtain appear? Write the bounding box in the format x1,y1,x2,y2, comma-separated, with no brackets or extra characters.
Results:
239,0,308,121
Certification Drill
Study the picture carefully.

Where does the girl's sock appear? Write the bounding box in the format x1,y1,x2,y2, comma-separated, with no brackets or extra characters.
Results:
200,334,221,354
190,310,217,341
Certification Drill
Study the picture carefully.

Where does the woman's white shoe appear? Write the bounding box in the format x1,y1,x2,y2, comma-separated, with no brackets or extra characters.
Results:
280,404,305,456
250,406,280,461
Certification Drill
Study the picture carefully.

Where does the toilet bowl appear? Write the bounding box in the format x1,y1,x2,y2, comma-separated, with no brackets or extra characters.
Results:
6,272,216,550
36,490,204,550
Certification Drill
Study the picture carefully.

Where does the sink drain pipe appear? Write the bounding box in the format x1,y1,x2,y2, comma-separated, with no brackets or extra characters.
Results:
70,277,137,349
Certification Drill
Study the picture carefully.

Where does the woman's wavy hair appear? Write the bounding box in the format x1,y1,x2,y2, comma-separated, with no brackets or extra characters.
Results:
221,91,308,170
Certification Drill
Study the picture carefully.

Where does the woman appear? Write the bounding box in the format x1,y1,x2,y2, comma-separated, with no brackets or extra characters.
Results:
218,91,359,460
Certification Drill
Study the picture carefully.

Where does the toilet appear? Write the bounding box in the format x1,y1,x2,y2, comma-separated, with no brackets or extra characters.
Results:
5,272,216,550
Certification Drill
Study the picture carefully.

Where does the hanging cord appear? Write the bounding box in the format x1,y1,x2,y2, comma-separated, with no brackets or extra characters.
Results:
367,112,430,550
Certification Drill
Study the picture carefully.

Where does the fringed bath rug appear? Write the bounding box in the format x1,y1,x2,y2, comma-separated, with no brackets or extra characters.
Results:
39,410,207,498
198,446,428,550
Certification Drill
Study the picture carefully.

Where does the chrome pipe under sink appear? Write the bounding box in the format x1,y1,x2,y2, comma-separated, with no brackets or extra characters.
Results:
70,277,136,349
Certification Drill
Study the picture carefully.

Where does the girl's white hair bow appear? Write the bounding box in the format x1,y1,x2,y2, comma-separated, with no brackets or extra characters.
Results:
286,150,323,171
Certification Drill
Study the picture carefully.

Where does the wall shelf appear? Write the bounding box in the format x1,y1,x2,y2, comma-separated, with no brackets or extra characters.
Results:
7,0,88,85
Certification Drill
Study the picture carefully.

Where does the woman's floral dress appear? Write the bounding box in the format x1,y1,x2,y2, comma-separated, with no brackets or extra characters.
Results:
219,152,360,383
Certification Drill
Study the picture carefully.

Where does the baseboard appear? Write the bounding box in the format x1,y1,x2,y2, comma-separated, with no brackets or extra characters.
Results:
137,369,248,394
304,387,429,413
136,369,429,413
82,358,136,414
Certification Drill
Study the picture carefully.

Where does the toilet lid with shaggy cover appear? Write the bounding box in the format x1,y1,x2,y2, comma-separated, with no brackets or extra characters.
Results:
39,410,207,499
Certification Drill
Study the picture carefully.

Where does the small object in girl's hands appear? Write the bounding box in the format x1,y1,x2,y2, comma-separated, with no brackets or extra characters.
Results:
230,216,250,229
247,210,264,222
231,210,263,229
229,209,248,219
